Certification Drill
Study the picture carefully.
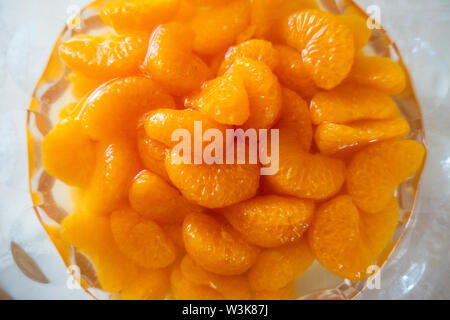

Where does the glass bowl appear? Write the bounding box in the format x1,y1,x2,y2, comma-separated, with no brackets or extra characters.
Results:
26,0,426,300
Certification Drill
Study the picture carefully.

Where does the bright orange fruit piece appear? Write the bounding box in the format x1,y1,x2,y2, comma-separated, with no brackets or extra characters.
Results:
145,108,229,148
252,282,296,300
280,9,354,89
185,72,250,125
80,76,175,141
59,34,147,81
230,57,282,129
346,55,407,94
315,117,411,155
183,212,260,275
223,195,315,248
100,0,180,34
246,0,319,40
61,212,138,293
248,238,314,291
82,140,141,215
274,45,319,99
337,14,371,51
111,208,177,269
188,0,251,55
310,84,399,125
129,170,204,224
277,87,313,152
170,266,225,300
67,72,106,100
141,22,213,96
309,195,399,281
121,267,170,300
165,148,260,208
137,126,170,182
180,255,252,300
347,139,425,213
263,133,346,200
218,39,279,75
42,119,96,187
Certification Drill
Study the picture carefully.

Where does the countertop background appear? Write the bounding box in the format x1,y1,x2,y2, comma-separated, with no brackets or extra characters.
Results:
0,0,449,299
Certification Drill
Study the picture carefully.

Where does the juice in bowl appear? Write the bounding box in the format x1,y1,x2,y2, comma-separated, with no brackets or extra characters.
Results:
27,0,426,300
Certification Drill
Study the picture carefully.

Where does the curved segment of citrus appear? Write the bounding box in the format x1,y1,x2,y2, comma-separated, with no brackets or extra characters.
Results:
165,149,260,208
281,9,355,89
183,212,260,276
248,238,314,291
185,72,250,125
310,84,399,125
274,45,319,99
230,57,282,129
218,39,279,75
180,255,252,300
100,0,180,34
309,195,399,281
129,170,204,224
42,119,96,187
111,208,177,269
315,117,411,155
80,76,175,141
59,34,147,81
223,195,315,248
141,22,213,96
346,55,407,94
188,0,251,55
347,140,425,213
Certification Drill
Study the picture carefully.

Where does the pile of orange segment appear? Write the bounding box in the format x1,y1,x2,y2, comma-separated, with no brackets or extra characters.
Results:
41,0,425,299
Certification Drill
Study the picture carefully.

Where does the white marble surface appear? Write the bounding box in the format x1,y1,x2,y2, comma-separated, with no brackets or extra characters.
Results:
0,0,449,299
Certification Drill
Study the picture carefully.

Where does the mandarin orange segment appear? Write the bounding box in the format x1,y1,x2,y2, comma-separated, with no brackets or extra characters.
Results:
121,267,170,300
67,72,106,100
280,9,354,89
180,255,252,300
278,87,313,152
80,76,175,141
346,55,407,94
129,170,204,224
59,34,147,81
347,140,425,213
247,0,319,40
61,212,138,293
170,266,225,300
218,39,279,75
145,108,229,148
82,141,141,215
361,197,400,258
111,208,177,269
230,57,282,129
141,22,213,96
188,0,251,55
183,212,260,275
185,72,250,125
223,195,314,248
42,119,96,187
100,0,180,34
252,282,296,300
308,195,399,281
315,117,411,155
165,148,260,208
274,45,319,99
248,238,314,291
337,14,371,51
310,84,399,125
137,126,170,182
263,133,346,200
